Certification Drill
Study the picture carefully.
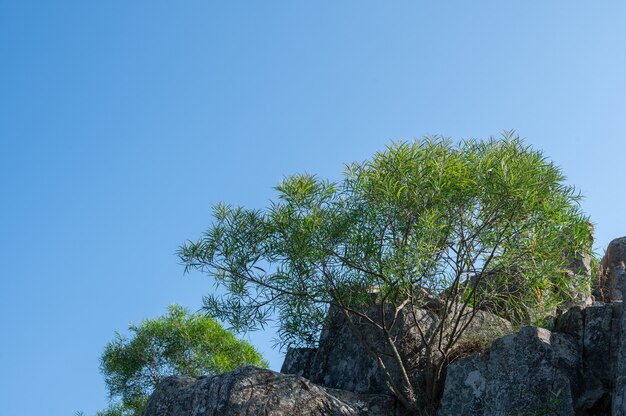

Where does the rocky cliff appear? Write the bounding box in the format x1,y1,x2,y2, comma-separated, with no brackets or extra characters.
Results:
142,237,626,416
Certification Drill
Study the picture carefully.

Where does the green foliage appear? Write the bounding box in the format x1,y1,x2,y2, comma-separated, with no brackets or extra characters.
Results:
99,305,267,416
181,134,590,343
179,133,592,409
95,403,128,416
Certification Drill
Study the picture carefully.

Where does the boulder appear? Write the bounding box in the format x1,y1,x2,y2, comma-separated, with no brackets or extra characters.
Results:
438,326,579,416
280,301,511,415
141,366,400,416
613,297,626,415
304,304,439,397
561,250,594,311
280,347,316,379
438,235,626,415
554,303,616,413
598,237,626,301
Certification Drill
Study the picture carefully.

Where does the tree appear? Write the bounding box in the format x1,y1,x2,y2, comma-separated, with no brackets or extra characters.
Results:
99,305,267,416
179,134,592,413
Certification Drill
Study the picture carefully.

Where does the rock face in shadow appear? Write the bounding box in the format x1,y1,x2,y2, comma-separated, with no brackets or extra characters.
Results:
555,303,617,413
280,347,316,379
305,304,439,396
141,366,400,416
279,302,511,413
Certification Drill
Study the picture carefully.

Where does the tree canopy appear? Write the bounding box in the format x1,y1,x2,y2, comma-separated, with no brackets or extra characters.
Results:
179,134,592,411
99,305,267,416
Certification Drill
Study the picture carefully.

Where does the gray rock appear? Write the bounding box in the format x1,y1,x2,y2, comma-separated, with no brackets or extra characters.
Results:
562,250,594,311
438,326,579,416
599,237,626,302
440,237,626,416
141,366,399,416
306,304,438,397
613,299,626,415
554,303,614,413
590,236,626,414
300,302,509,400
280,347,316,379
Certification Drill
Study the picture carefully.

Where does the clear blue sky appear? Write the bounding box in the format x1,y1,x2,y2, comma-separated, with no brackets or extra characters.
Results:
1,1,625,415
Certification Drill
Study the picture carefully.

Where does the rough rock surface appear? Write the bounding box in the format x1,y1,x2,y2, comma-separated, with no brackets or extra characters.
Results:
282,303,510,400
599,237,626,302
439,236,626,415
613,295,626,414
438,302,625,415
141,366,399,416
562,248,595,311
280,347,316,379
438,326,579,416
555,303,617,412
305,304,438,396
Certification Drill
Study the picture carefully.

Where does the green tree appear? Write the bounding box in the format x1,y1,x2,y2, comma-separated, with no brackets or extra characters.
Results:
99,305,267,416
179,134,592,412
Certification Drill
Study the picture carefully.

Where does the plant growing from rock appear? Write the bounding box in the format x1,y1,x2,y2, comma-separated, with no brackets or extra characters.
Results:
179,134,591,413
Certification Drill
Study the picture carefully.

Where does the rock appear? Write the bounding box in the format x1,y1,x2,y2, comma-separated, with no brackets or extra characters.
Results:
284,302,509,401
141,366,400,416
613,298,626,415
440,233,626,416
279,301,510,416
280,347,316,379
306,304,439,397
582,303,616,413
599,237,626,301
438,326,579,416
562,250,594,311
555,303,615,413
594,236,626,414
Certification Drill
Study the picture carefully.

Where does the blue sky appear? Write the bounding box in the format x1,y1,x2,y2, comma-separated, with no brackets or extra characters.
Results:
2,1,626,415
